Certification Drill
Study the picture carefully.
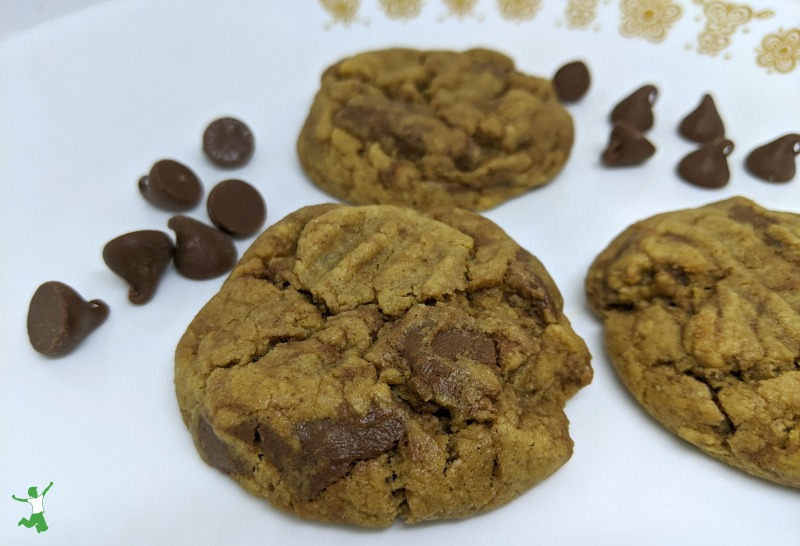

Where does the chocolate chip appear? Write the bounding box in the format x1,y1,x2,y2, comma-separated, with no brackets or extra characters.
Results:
552,60,591,103
601,124,656,167
139,159,203,211
677,139,735,189
27,281,109,356
431,328,496,365
202,117,255,168
206,179,267,238
103,230,174,304
261,405,404,499
678,93,726,144
196,412,245,474
610,84,658,132
168,216,237,280
745,134,800,183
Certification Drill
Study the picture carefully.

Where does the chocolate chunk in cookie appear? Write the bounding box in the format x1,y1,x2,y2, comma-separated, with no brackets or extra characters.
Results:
586,197,800,488
176,204,591,526
296,48,574,211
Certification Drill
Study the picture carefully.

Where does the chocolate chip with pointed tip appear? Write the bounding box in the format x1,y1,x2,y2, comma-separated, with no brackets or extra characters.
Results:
552,60,591,103
207,179,267,238
103,230,174,304
27,281,109,356
203,117,255,168
601,124,656,167
679,93,726,143
168,216,237,280
745,134,800,183
610,84,658,132
677,139,735,189
139,159,203,211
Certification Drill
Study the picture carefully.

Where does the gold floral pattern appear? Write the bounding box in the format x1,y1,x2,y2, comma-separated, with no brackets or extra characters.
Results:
497,0,541,21
756,27,800,74
441,0,480,19
565,0,600,29
320,0,363,26
380,0,424,20
694,1,774,57
312,0,796,75
619,0,683,43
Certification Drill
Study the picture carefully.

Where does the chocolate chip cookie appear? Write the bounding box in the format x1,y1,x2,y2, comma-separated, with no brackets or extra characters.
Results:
296,48,574,211
175,203,592,526
586,197,800,488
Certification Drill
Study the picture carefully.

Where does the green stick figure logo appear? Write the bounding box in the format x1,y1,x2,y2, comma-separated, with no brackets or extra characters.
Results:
12,481,53,534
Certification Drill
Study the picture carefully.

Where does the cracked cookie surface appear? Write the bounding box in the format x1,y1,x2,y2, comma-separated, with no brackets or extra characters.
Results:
296,48,574,211
586,197,800,488
175,203,591,526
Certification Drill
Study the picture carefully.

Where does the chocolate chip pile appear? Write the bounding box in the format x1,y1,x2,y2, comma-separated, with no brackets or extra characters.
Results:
27,117,266,356
598,84,798,188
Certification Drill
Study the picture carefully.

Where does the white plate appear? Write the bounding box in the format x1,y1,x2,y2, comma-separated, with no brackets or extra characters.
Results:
2,1,799,544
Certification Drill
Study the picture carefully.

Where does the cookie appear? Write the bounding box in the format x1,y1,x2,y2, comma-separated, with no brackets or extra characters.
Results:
296,48,574,211
586,197,800,488
175,203,592,526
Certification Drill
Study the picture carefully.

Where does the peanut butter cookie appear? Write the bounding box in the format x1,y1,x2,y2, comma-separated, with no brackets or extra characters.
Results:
175,203,591,526
296,48,574,211
586,197,800,488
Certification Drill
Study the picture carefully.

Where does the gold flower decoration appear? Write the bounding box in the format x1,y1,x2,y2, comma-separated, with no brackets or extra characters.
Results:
565,0,599,29
619,0,683,43
497,0,541,21
756,27,800,74
442,0,480,19
320,0,361,26
380,0,424,20
694,1,773,57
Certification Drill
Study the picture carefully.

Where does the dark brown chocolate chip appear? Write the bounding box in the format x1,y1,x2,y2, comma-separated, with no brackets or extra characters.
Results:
257,405,405,499
552,60,591,103
139,159,203,211
610,84,658,132
168,215,237,280
677,139,734,189
431,328,496,365
202,117,255,168
103,230,174,304
678,93,726,143
206,179,267,238
601,124,656,166
745,134,800,183
27,281,109,356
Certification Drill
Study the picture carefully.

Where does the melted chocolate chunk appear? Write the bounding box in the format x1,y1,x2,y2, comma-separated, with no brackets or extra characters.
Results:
202,117,255,168
729,203,779,229
678,93,726,143
677,139,734,189
258,406,404,499
745,134,800,183
27,281,109,356
610,84,658,132
139,159,203,211
103,230,174,304
431,328,496,365
197,412,245,474
552,60,591,103
601,124,656,166
168,216,237,280
206,179,267,238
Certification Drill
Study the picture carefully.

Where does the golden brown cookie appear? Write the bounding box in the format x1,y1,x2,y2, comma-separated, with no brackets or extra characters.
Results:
176,203,591,526
296,48,574,211
586,197,800,488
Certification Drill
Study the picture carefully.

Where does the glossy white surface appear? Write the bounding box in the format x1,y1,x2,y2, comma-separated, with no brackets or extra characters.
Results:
1,1,798,544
